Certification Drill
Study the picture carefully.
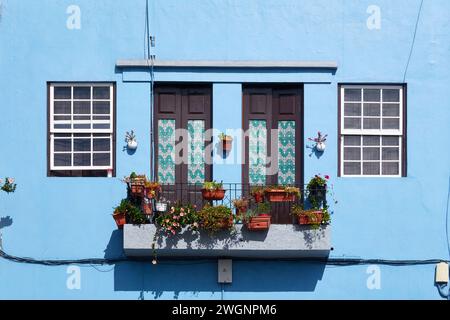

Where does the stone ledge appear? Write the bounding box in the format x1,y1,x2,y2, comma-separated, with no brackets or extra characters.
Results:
124,224,331,259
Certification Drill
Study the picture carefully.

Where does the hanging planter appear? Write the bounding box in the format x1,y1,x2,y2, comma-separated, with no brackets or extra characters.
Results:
112,211,126,229
128,173,146,197
125,130,138,150
245,215,271,231
155,201,168,213
142,200,153,216
265,187,300,203
297,210,323,226
219,133,233,152
308,131,328,153
232,198,249,220
250,186,266,203
202,181,226,201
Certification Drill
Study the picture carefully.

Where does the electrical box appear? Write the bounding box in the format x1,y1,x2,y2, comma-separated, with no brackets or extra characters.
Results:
218,259,232,284
436,262,449,284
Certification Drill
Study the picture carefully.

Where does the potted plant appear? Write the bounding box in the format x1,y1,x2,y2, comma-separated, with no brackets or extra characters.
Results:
250,186,266,203
155,197,169,213
291,204,330,229
0,177,17,194
127,172,146,197
145,181,161,199
141,198,153,215
218,133,233,152
112,199,129,229
243,202,271,231
232,197,249,219
156,203,199,236
307,175,329,209
308,131,328,152
125,130,138,150
201,181,226,201
265,186,300,202
198,205,233,233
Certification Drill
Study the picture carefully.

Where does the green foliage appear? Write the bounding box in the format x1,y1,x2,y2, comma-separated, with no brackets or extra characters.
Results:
198,205,233,233
0,177,16,194
250,186,266,196
266,185,301,196
255,201,271,214
114,198,146,225
203,180,223,191
156,203,199,235
232,197,249,209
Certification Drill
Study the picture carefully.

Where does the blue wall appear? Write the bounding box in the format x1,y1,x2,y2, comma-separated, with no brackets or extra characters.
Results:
0,0,449,299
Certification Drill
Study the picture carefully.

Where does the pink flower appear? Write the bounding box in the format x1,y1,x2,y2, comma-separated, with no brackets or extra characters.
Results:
325,175,330,180
171,230,176,235
193,222,199,228
180,212,185,217
180,208,185,212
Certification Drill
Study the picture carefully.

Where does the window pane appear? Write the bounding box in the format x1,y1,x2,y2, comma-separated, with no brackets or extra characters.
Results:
363,89,380,102
93,124,110,129
74,124,91,129
74,87,91,99
93,101,110,114
73,116,91,121
54,153,71,166
344,136,361,146
54,116,71,121
382,162,400,175
383,104,400,117
93,153,110,166
54,124,71,129
382,147,400,160
344,89,361,102
363,136,380,146
93,116,110,120
363,147,380,160
363,162,380,175
382,136,400,146
344,162,361,175
93,138,110,151
74,153,91,166
363,118,381,130
344,103,361,116
54,87,71,99
383,118,400,130
54,101,71,114
74,138,91,151
74,101,90,114
363,103,381,116
93,87,110,99
344,147,361,160
344,118,361,129
54,139,71,152
383,89,400,102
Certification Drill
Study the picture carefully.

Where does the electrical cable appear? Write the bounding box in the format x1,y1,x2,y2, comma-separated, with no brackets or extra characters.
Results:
403,0,424,82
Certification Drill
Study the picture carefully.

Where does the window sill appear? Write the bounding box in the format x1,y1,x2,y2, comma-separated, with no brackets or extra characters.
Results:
123,224,332,259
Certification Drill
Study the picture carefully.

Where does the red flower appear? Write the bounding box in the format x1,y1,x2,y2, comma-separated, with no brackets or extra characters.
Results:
325,175,330,180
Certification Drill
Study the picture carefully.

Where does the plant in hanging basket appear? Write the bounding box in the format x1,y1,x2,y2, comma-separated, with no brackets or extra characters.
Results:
265,186,300,202
218,133,233,152
198,205,233,234
243,202,271,231
250,186,266,203
141,199,153,215
0,177,17,194
201,181,226,201
232,197,249,219
291,205,330,229
145,181,161,199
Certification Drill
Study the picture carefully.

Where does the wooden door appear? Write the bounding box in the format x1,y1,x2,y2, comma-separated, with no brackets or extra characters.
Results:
243,85,303,224
154,84,212,205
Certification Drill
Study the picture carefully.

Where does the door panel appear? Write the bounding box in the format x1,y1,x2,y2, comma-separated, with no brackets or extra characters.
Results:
243,85,303,224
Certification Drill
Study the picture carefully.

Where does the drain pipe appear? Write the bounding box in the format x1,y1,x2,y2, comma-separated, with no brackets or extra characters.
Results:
146,0,156,181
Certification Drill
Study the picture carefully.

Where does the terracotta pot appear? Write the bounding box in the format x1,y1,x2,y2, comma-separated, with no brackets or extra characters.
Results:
253,193,265,203
221,138,233,152
266,189,297,202
298,211,323,225
245,215,271,231
142,202,153,215
202,189,226,201
113,212,126,229
130,184,145,197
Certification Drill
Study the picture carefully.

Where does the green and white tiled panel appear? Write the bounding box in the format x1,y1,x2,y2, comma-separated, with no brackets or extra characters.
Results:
158,119,176,185
278,121,296,185
187,120,205,184
249,120,267,185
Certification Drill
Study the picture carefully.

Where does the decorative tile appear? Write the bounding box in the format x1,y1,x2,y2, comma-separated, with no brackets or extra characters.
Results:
278,121,296,185
188,120,205,184
158,119,175,184
249,120,267,185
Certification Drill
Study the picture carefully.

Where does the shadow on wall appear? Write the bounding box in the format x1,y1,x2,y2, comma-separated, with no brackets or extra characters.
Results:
104,231,327,299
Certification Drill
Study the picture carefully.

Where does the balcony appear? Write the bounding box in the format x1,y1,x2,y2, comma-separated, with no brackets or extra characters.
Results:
122,183,332,259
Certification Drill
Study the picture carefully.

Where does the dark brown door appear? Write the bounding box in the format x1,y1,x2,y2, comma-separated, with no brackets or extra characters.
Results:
243,85,303,224
154,84,212,204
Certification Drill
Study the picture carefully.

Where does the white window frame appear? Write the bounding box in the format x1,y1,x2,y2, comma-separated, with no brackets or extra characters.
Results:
340,85,404,178
49,83,114,171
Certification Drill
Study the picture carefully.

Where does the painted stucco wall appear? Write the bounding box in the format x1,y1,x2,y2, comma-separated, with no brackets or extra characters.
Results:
0,0,449,299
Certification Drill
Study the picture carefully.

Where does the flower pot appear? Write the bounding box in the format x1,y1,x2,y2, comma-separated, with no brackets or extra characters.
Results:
113,212,126,229
155,202,168,212
127,140,138,150
265,189,297,202
316,142,326,152
245,215,271,231
221,138,233,152
298,211,323,225
130,184,145,197
142,202,153,215
201,189,226,201
253,193,265,203
235,206,248,218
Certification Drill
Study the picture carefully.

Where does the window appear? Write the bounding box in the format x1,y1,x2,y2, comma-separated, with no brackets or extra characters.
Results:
48,83,115,177
339,85,406,177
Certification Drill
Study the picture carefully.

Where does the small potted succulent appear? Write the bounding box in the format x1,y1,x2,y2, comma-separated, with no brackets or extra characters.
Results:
0,177,17,194
232,197,249,219
145,181,161,199
218,133,233,152
202,181,226,201
198,205,234,233
308,131,328,152
243,202,271,231
125,130,138,150
250,186,266,203
291,204,330,229
265,186,301,202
